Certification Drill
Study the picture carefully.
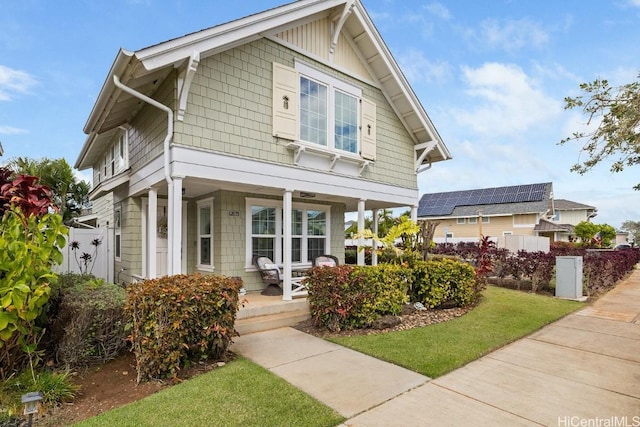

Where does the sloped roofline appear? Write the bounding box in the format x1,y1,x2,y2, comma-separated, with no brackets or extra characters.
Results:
76,0,450,169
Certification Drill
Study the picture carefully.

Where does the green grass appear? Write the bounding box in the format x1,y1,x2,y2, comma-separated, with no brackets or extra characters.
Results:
329,286,585,378
73,357,344,427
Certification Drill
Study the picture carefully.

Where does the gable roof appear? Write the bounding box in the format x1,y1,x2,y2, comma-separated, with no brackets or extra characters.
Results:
553,199,596,211
418,182,553,218
75,0,451,170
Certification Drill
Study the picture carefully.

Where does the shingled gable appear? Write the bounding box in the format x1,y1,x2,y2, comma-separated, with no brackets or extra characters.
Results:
418,182,553,218
75,0,451,171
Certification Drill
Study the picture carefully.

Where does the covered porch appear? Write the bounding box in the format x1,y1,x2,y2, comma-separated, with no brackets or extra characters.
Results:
130,146,420,300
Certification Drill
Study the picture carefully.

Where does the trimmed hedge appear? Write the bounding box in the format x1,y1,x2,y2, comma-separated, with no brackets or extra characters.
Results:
125,274,241,383
50,276,128,367
305,264,409,332
410,258,477,308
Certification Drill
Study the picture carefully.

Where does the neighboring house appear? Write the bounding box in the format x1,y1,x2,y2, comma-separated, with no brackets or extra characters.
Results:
536,198,598,242
418,183,598,244
74,0,451,299
418,183,554,242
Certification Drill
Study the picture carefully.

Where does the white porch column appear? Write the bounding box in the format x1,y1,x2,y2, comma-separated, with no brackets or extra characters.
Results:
171,176,184,275
357,199,366,266
411,205,418,222
372,208,379,266
148,188,158,279
282,189,293,301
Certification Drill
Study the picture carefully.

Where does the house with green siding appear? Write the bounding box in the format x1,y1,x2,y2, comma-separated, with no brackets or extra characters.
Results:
74,0,451,299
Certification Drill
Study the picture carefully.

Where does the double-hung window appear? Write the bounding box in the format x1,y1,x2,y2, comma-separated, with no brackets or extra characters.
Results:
197,198,214,270
298,63,361,155
247,198,329,267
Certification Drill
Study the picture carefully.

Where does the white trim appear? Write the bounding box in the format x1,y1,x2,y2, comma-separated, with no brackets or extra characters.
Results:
114,205,122,261
169,146,418,207
296,61,362,98
196,197,215,272
296,60,362,157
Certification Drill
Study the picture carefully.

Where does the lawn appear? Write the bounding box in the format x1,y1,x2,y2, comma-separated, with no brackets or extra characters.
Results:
73,357,344,427
329,286,585,378
72,286,583,426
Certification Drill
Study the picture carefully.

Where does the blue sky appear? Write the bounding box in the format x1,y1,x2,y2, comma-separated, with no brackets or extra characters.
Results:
1,0,639,228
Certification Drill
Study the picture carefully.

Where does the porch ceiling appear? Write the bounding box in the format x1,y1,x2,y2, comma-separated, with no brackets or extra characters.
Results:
152,177,409,212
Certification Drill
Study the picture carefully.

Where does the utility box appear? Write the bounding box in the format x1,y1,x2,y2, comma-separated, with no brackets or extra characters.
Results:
555,256,583,300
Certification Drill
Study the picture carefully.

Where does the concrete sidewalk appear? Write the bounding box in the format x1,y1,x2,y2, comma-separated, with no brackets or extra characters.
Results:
232,269,640,426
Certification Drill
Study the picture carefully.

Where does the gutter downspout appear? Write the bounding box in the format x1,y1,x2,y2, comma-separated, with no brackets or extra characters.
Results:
113,75,175,274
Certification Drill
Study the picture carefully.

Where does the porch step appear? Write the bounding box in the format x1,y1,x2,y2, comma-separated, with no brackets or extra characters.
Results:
234,293,311,335
235,308,310,335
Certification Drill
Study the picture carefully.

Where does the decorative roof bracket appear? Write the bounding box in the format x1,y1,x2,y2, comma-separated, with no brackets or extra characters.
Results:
177,51,200,121
329,0,356,61
415,141,437,173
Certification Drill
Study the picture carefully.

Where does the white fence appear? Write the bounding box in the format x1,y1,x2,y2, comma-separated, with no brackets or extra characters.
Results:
55,228,114,283
433,235,550,253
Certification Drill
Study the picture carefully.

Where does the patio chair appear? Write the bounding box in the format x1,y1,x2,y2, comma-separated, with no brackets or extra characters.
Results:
253,255,283,295
312,254,339,267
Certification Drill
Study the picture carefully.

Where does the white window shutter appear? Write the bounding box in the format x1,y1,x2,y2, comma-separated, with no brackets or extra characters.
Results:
360,98,376,160
272,62,299,140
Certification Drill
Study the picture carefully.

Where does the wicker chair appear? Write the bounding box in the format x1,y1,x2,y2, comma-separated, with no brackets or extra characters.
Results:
312,254,339,267
252,255,283,295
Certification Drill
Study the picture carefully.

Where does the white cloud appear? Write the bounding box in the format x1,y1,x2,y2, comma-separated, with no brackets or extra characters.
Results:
424,2,451,20
0,125,28,135
478,18,549,51
628,0,640,7
397,50,452,85
0,65,37,101
452,62,562,136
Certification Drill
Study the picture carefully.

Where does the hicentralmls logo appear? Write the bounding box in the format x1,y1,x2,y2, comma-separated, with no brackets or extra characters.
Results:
557,416,640,427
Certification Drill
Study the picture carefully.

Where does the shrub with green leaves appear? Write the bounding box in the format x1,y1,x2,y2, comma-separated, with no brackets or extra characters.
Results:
0,207,67,380
410,258,477,308
49,276,128,367
306,264,410,332
125,274,241,383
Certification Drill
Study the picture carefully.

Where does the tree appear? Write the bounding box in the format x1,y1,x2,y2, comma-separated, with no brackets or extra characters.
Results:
620,220,640,245
6,157,90,224
561,75,640,190
573,221,616,247
345,209,397,238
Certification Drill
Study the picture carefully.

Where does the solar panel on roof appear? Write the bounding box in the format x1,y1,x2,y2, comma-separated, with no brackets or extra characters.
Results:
419,183,549,217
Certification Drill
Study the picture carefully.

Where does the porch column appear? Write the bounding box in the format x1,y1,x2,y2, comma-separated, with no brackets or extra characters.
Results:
148,188,158,279
357,199,366,266
282,189,293,301
372,208,379,266
171,176,184,275
411,205,418,222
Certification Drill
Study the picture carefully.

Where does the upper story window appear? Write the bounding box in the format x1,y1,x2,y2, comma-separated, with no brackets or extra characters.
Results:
97,131,129,183
272,62,376,163
298,63,361,155
456,218,465,224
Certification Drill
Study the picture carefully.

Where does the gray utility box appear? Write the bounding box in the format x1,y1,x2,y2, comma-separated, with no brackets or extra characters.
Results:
555,256,583,299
